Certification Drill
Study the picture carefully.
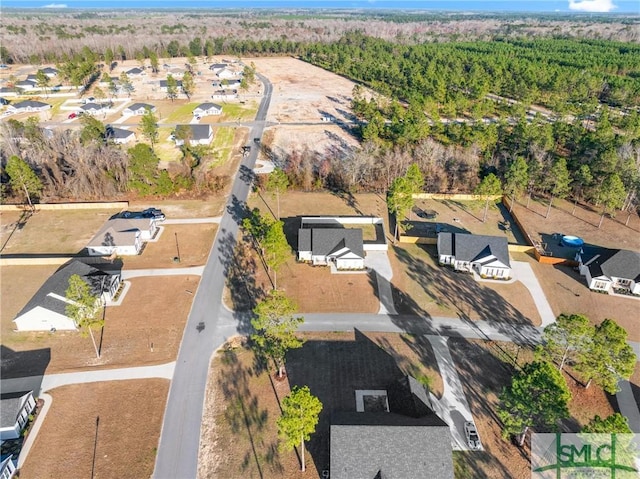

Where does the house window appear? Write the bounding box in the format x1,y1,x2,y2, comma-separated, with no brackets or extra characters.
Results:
616,279,631,286
593,281,608,290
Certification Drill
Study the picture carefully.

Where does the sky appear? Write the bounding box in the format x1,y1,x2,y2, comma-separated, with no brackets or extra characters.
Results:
3,0,639,13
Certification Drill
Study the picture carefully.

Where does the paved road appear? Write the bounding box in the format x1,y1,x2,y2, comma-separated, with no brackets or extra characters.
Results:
121,266,205,279
152,72,272,479
163,217,222,225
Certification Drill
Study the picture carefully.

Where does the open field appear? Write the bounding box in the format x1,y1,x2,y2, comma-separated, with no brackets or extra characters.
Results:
390,243,542,326
19,379,168,479
1,275,199,376
199,331,443,478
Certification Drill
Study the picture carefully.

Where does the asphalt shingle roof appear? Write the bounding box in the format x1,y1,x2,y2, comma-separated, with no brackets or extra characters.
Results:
194,102,221,111
12,100,49,109
581,246,640,281
14,260,119,320
125,102,154,112
106,126,134,140
438,232,510,267
309,228,364,258
87,218,151,250
0,392,31,429
330,413,454,479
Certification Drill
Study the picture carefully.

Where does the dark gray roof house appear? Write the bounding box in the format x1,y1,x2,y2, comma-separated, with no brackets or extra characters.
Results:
40,67,58,76
298,227,365,269
330,375,454,479
209,63,227,70
173,124,213,146
126,67,144,75
8,100,51,112
106,126,136,144
577,246,640,294
159,79,183,89
80,102,103,113
123,102,155,115
0,391,36,442
13,260,121,332
437,232,511,278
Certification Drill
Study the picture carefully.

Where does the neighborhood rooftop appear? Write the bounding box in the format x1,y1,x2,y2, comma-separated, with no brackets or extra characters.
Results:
580,246,640,281
438,232,511,267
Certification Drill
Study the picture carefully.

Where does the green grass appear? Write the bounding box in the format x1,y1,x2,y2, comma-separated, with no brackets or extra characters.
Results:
210,126,235,167
162,102,198,124
156,126,182,163
220,101,258,122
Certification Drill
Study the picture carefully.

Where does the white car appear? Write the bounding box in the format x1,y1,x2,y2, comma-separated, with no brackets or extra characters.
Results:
464,421,481,450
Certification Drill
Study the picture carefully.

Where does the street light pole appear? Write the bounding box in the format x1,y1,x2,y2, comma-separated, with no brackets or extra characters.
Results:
175,232,181,262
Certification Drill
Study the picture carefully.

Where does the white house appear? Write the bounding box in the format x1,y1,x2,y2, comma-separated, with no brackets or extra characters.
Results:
15,80,37,90
122,103,155,116
40,67,58,78
7,100,51,113
174,124,213,146
86,217,157,256
437,232,511,279
0,391,36,442
298,227,365,270
159,79,183,93
577,247,640,295
217,68,241,80
220,79,242,89
0,455,17,479
106,126,136,144
209,63,227,73
211,89,238,100
80,103,104,115
13,260,121,332
193,102,222,117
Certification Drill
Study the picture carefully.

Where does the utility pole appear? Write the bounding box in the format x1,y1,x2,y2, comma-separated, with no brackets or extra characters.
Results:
175,232,181,262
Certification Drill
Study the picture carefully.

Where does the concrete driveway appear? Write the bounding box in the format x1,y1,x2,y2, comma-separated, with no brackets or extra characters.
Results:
364,250,397,315
511,261,556,327
427,335,481,451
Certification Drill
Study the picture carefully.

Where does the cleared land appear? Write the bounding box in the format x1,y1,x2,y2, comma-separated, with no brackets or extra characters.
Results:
19,379,168,479
199,331,443,478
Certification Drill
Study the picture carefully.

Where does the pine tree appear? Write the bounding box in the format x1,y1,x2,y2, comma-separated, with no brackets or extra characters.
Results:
65,274,104,359
5,155,42,210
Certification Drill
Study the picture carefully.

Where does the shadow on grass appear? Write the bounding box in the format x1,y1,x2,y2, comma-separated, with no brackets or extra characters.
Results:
218,349,283,477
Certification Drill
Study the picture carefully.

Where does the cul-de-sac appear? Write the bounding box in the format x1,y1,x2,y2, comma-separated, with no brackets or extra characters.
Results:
0,7,639,479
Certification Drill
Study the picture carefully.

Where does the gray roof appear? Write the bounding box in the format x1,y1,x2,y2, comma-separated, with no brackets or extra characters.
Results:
14,260,119,320
87,218,151,249
194,102,221,111
298,229,311,253
581,247,640,281
12,100,49,109
330,413,454,479
438,232,510,267
209,63,227,69
106,126,134,140
16,80,36,86
159,79,182,87
26,74,38,81
301,228,364,258
126,67,143,74
81,102,102,111
0,391,33,428
41,67,57,74
125,102,155,112
181,124,212,141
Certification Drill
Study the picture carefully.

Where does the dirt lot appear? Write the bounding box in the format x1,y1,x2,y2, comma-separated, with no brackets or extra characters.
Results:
250,56,363,159
1,275,198,376
199,331,443,478
0,208,121,255
128,198,226,218
19,379,168,479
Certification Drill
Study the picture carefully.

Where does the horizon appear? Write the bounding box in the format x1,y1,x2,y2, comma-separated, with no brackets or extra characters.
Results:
3,0,640,14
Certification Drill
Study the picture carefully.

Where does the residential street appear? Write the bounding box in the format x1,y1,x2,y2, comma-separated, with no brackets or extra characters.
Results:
151,73,273,479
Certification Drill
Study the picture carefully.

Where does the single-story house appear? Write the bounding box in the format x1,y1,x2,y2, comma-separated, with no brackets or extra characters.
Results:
123,103,156,116
99,76,119,87
8,100,51,113
0,87,17,97
330,376,454,479
0,455,17,479
13,260,121,332
159,79,183,93
193,102,222,117
220,79,242,89
173,124,214,146
26,74,39,82
437,232,511,279
86,217,157,256
15,80,37,90
0,97,9,105
126,67,144,76
167,68,185,78
80,102,104,115
209,63,227,73
0,391,37,442
106,126,136,144
577,246,640,295
40,67,58,77
217,68,241,80
211,89,237,100
298,227,365,270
